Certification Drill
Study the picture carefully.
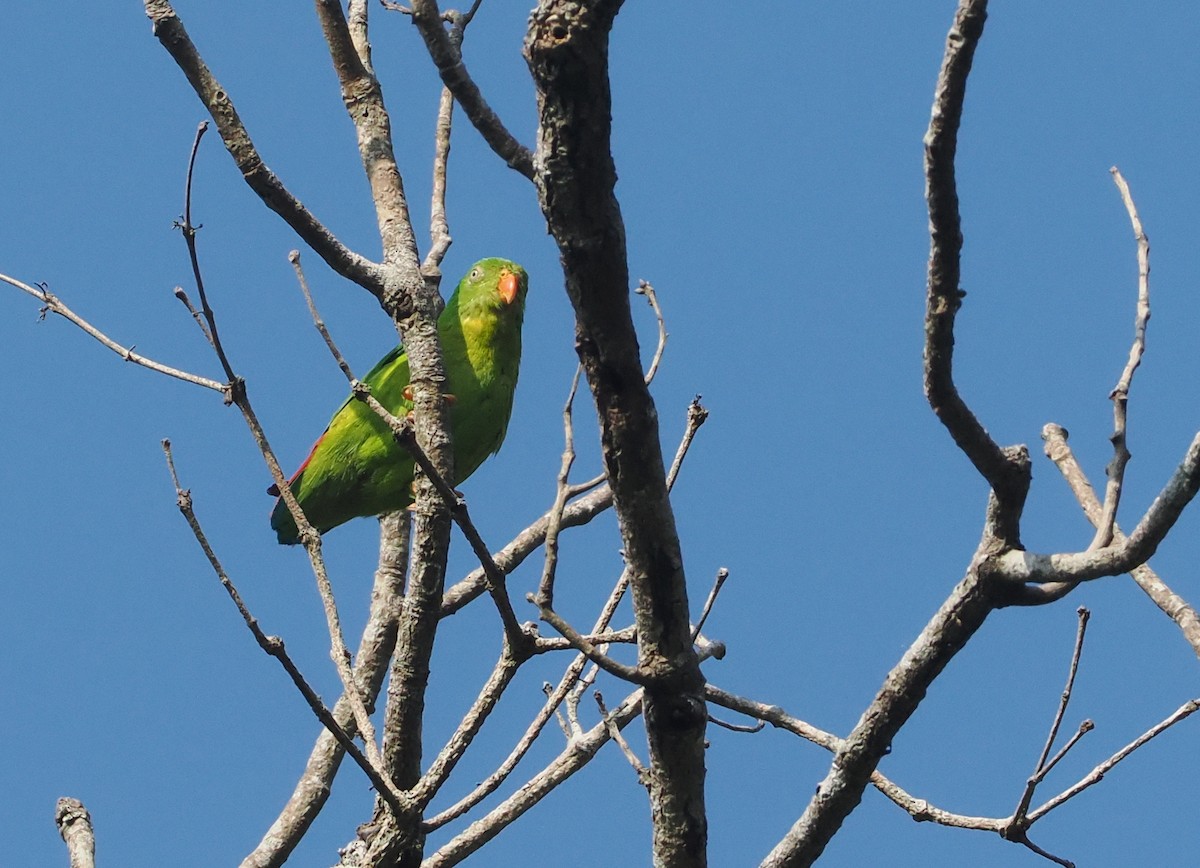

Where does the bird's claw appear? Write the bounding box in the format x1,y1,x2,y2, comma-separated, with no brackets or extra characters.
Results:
402,384,457,405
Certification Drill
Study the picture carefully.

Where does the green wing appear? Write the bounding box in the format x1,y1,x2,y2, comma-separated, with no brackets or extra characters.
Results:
270,343,416,543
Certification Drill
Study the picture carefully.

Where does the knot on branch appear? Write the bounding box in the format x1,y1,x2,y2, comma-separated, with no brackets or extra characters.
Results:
645,688,708,733
223,376,247,407
299,526,322,549
380,285,413,321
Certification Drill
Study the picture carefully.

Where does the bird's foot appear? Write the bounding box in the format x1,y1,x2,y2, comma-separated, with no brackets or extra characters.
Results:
402,385,457,405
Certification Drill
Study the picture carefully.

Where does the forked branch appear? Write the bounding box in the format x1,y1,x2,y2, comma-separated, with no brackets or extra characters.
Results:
143,0,386,298
922,0,1028,519
408,0,535,179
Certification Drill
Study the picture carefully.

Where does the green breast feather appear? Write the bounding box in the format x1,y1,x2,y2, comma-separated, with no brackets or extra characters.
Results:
271,258,528,545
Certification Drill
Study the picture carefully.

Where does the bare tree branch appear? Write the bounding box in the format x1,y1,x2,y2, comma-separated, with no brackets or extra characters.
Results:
347,0,373,70
761,557,1002,867
762,5,1000,864
314,0,423,274
1089,167,1152,549
994,434,1200,584
1041,424,1200,657
142,0,386,298
167,145,398,802
922,0,1028,518
408,1,535,179
440,482,614,615
424,642,722,867
441,395,706,616
525,10,710,851
1010,608,1091,828
533,626,638,651
411,646,523,809
424,79,455,272
1028,698,1200,822
177,121,237,385
240,513,409,868
533,598,648,685
55,798,95,868
536,366,583,609
0,272,226,393
425,688,645,867
705,684,1012,832
162,441,411,820
426,570,632,830
597,691,651,787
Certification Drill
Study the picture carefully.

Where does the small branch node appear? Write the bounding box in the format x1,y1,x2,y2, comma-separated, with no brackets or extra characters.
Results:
596,691,651,788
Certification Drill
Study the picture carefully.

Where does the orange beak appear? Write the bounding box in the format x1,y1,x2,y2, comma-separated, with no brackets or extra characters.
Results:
498,270,520,305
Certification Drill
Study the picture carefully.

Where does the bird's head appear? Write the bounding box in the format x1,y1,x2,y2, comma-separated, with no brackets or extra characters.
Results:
459,258,528,317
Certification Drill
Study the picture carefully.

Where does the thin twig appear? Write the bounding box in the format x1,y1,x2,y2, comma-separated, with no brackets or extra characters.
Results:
290,252,356,383
425,570,631,830
566,473,607,497
547,681,572,740
421,8,478,272
440,395,707,617
537,366,583,608
0,273,225,393
1089,167,1151,550
162,441,410,819
1012,833,1075,868
1041,424,1200,658
176,121,236,385
635,280,667,385
381,0,485,22
532,598,647,686
241,513,410,868
170,157,389,802
571,665,607,740
1011,608,1091,823
144,0,385,297
533,626,637,652
690,567,729,643
670,397,709,488
1037,607,1090,772
565,657,593,739
1028,699,1200,822
707,713,764,734
596,691,650,787
172,286,214,346
1039,720,1095,781
408,0,535,179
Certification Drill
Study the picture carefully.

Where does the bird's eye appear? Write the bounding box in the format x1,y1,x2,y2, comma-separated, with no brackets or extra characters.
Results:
470,267,483,281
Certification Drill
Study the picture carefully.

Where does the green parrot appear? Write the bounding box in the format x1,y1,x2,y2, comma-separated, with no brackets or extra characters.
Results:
270,257,528,545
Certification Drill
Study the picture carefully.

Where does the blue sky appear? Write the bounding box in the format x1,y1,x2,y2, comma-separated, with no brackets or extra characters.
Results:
4,3,1200,866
